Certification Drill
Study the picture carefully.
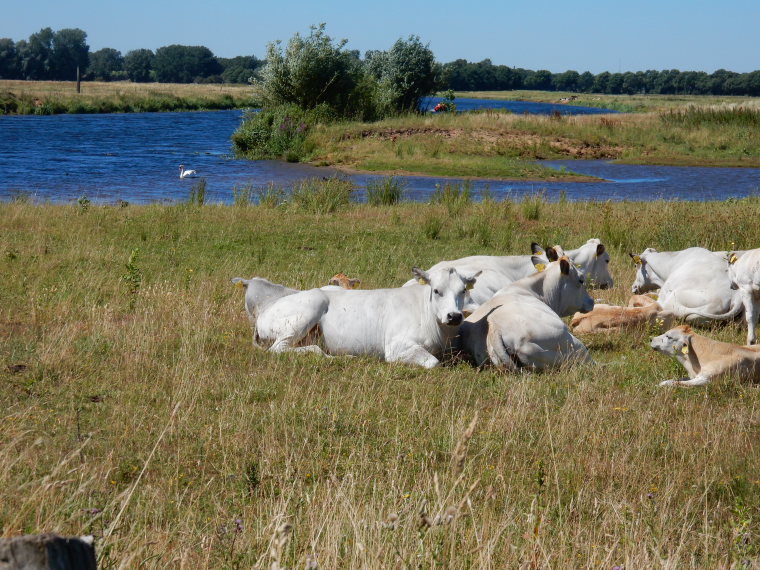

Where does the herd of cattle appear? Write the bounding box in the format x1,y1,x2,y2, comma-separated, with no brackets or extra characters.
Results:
232,240,760,388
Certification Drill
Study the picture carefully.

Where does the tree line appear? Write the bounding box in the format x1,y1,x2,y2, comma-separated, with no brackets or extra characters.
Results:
2,26,760,96
0,27,263,84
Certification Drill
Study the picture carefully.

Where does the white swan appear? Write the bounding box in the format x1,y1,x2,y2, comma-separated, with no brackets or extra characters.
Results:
179,164,197,179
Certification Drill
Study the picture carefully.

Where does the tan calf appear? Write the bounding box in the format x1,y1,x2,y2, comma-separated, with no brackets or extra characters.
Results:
327,273,361,289
650,324,760,387
570,296,676,334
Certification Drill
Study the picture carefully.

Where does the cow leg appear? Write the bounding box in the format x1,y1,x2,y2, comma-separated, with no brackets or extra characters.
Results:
739,289,758,345
659,375,711,387
259,291,329,355
386,343,441,368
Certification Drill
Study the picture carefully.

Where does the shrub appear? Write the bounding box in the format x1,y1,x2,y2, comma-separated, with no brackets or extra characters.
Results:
232,103,337,161
290,177,353,213
366,176,405,206
431,181,472,215
521,190,546,220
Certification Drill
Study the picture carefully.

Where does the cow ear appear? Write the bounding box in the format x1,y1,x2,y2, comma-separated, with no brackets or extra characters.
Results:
546,247,560,262
559,257,571,275
531,242,545,256
531,256,546,272
412,267,431,285
596,243,606,257
463,270,482,290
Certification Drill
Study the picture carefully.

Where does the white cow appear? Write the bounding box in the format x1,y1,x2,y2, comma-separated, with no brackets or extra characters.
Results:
404,238,613,310
458,256,595,370
728,248,760,344
651,324,760,387
629,247,743,324
232,267,479,368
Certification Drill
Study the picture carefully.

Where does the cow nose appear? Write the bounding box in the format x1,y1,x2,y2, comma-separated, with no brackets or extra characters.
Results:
446,312,463,326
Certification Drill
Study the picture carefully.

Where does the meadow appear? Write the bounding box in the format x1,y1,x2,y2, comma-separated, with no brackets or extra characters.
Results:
1,193,759,569
0,80,259,114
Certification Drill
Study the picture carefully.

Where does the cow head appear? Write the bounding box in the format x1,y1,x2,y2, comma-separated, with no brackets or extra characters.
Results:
629,248,663,294
532,256,595,317
651,325,693,356
570,238,614,289
412,267,480,327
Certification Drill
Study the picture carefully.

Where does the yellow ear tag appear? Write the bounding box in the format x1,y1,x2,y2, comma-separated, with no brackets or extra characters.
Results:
680,345,689,355
535,263,546,272
633,255,642,264
730,254,738,264
235,280,244,289
575,263,582,269
418,278,426,285
465,282,474,290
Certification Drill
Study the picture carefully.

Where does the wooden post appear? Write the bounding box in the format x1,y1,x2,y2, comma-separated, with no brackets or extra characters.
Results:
76,66,81,94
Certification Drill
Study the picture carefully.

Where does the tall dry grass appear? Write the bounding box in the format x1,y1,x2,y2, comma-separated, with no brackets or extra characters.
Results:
0,80,259,114
1,199,759,568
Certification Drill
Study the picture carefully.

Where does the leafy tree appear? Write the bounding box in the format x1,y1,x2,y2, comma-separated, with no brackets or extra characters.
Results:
0,38,20,79
153,44,222,83
523,69,553,90
261,23,359,113
553,70,580,91
367,35,439,113
88,48,123,81
219,55,263,84
17,27,54,79
50,28,89,80
124,49,154,82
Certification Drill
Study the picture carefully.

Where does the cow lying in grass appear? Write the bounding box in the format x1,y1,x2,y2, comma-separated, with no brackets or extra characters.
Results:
459,256,594,370
650,324,760,387
232,267,479,368
405,238,613,311
570,294,677,334
629,247,743,324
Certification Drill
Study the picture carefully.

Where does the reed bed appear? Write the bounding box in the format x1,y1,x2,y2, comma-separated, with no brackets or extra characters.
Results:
1,198,759,569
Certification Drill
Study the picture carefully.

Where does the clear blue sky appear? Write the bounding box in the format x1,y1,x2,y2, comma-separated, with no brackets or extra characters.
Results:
3,0,759,74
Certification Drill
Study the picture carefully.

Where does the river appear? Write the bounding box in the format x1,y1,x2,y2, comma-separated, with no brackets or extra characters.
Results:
1,102,758,204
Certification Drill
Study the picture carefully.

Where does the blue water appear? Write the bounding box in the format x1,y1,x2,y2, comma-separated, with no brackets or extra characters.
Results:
422,96,618,116
1,102,758,205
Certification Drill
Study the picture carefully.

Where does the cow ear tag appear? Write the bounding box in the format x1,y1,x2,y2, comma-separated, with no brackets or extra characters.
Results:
632,255,642,264
418,278,427,285
730,253,738,264
535,263,546,272
465,282,474,290
680,344,689,354
235,280,244,289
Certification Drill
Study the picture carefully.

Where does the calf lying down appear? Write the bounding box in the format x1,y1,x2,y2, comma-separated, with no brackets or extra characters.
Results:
650,324,760,387
570,295,677,334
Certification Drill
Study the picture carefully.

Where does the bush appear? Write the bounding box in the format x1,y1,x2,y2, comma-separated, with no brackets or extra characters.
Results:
431,181,472,215
366,176,405,206
232,103,337,161
290,177,353,213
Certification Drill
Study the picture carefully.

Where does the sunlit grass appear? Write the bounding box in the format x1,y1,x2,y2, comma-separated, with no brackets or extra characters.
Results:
1,198,759,568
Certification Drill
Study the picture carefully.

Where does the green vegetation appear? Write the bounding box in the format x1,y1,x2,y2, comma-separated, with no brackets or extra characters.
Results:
2,198,759,568
233,25,440,160
0,80,258,114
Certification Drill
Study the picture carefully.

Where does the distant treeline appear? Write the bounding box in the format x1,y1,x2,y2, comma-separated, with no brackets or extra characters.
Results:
2,27,760,96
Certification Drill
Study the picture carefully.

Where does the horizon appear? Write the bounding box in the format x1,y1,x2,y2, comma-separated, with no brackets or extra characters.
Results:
3,0,760,75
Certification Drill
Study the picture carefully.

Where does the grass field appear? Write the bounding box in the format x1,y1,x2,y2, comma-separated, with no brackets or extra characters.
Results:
304,104,760,177
2,195,759,568
0,80,259,114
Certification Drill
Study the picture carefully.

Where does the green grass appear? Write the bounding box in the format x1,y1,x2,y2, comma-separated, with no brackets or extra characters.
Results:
1,198,760,568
